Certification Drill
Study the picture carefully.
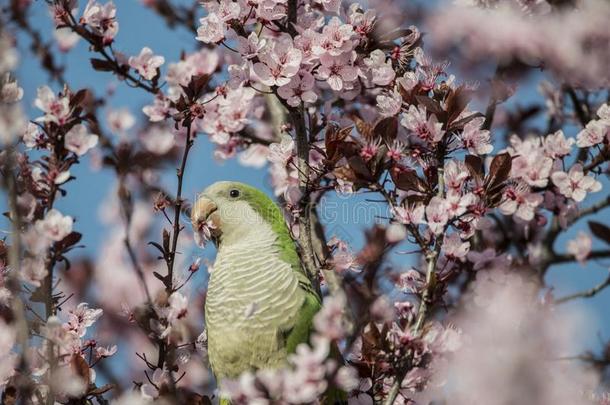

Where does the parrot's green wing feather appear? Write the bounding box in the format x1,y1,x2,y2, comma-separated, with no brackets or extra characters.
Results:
285,291,322,354
240,184,322,350
241,184,320,297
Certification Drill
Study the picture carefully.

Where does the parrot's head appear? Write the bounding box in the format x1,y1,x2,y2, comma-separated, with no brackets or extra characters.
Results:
191,181,283,246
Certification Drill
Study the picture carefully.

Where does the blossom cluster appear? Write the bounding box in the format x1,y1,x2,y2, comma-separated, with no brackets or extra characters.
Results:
0,0,609,403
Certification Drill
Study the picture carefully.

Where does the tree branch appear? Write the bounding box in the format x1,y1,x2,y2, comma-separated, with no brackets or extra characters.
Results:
555,271,610,304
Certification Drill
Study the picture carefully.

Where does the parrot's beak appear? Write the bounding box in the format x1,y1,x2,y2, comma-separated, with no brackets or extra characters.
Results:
191,196,218,226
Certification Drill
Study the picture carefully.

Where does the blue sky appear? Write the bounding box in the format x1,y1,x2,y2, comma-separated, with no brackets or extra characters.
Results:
2,0,609,357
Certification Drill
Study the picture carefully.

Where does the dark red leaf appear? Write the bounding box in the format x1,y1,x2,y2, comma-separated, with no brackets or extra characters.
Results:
373,117,398,142
588,221,610,245
90,58,114,72
485,153,512,192
414,95,444,117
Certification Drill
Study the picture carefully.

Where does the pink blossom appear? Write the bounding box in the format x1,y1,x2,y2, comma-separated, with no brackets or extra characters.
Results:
566,231,592,265
277,71,317,107
34,85,71,125
167,292,188,323
551,164,602,202
22,122,44,148
238,144,269,168
64,124,99,156
166,48,220,89
576,120,608,148
253,40,302,87
376,90,402,117
35,209,73,242
426,196,450,235
393,203,425,226
386,223,407,243
80,0,119,44
509,136,553,187
597,103,610,123
444,160,469,191
142,94,171,122
95,345,117,359
364,49,395,86
314,293,347,340
443,232,470,261
64,302,103,338
106,107,135,134
460,117,492,154
1,74,23,103
499,181,543,221
401,104,445,143
268,134,294,165
196,12,226,44
194,217,217,248
317,0,341,14
317,51,358,91
237,32,266,59
396,268,426,294
445,190,477,218
328,237,357,273
360,139,382,161
140,126,175,155
20,257,48,287
398,71,419,92
313,17,355,57
543,130,574,158
128,47,164,80
53,28,79,52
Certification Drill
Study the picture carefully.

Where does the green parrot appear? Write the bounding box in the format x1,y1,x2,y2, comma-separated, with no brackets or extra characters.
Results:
191,181,323,400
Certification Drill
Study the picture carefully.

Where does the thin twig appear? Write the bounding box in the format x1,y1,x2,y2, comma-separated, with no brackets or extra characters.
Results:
555,271,610,304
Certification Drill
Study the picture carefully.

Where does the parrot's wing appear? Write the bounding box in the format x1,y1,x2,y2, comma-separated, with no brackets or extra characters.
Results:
284,290,322,354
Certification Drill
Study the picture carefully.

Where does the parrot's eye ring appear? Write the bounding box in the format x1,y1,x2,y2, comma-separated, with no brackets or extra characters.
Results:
229,189,240,198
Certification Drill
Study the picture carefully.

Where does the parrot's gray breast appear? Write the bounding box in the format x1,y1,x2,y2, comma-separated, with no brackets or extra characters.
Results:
205,224,305,380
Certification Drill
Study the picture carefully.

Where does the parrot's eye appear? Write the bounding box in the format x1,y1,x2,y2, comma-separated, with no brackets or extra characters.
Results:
229,189,240,198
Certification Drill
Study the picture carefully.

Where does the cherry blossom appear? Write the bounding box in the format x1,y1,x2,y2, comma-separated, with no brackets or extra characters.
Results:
363,49,396,86
277,70,317,107
64,124,99,156
253,39,302,87
140,126,175,155
0,74,23,103
426,196,450,235
196,13,226,44
566,231,592,265
551,164,602,202
443,232,470,261
401,104,445,143
313,17,355,56
509,136,553,188
167,292,188,323
106,107,135,134
393,204,425,226
53,28,80,52
268,134,294,165
317,51,358,91
543,130,574,159
142,94,171,122
128,47,165,80
376,90,402,117
576,120,608,148
237,32,266,60
499,181,543,221
460,117,492,154
34,85,71,125
35,209,73,242
80,0,119,44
